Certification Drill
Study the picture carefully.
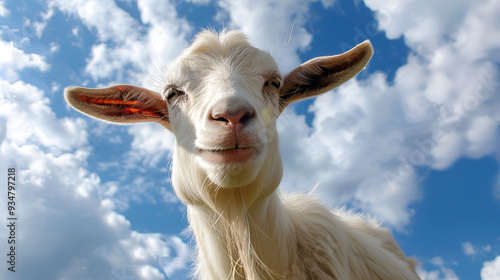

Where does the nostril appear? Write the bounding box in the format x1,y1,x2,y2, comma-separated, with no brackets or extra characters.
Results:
213,115,230,123
239,109,255,125
210,107,255,126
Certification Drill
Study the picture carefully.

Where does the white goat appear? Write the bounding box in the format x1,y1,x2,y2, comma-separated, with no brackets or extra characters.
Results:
65,30,419,280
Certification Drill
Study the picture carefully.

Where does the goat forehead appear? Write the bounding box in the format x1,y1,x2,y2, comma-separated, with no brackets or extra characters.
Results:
185,29,260,59
183,49,278,78
168,30,280,83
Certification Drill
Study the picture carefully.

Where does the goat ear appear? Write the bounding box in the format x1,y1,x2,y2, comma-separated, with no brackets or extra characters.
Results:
64,85,170,130
279,40,373,110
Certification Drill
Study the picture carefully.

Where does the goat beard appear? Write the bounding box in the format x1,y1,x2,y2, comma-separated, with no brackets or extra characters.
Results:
202,158,264,188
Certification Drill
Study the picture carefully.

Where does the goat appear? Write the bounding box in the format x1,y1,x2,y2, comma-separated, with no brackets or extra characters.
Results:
65,30,419,280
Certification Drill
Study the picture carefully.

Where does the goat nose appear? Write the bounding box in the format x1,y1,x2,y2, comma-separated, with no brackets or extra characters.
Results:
210,105,256,126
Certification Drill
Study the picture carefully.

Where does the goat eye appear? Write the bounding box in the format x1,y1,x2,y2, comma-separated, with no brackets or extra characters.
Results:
265,77,281,91
165,88,185,102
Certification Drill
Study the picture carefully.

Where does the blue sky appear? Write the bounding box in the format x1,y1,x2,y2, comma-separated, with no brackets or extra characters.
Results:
1,0,499,279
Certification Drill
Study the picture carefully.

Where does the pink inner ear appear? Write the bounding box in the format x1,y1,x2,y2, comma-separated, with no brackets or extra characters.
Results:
76,94,140,106
76,95,163,118
83,97,140,106
122,107,162,117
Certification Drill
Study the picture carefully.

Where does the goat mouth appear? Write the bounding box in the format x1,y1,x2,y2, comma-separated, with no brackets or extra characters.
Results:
198,147,256,163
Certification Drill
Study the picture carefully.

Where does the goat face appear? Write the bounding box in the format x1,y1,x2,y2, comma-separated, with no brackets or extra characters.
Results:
164,31,283,188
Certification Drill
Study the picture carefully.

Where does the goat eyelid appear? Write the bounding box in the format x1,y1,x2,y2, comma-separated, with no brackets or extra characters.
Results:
265,77,282,91
164,86,186,102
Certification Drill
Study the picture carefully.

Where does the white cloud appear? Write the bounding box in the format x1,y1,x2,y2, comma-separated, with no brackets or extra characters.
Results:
49,0,147,82
185,0,211,4
72,26,79,36
136,0,192,84
430,256,445,266
320,0,337,8
484,245,492,253
0,79,86,154
160,186,181,204
461,241,494,258
85,41,148,81
417,257,459,280
127,123,176,167
159,236,193,278
462,241,477,256
495,174,500,200
481,255,500,280
418,269,442,280
364,0,473,49
29,3,56,38
50,0,138,43
0,39,49,81
74,121,175,208
0,0,8,17
418,267,459,280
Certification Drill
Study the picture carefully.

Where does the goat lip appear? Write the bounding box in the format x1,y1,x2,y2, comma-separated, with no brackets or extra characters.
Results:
199,147,256,163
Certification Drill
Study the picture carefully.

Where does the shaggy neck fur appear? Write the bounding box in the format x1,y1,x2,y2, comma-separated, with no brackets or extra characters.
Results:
188,191,294,280
172,135,293,280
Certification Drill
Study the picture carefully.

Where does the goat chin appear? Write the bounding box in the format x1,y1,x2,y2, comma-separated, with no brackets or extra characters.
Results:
197,148,267,189
198,147,260,164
